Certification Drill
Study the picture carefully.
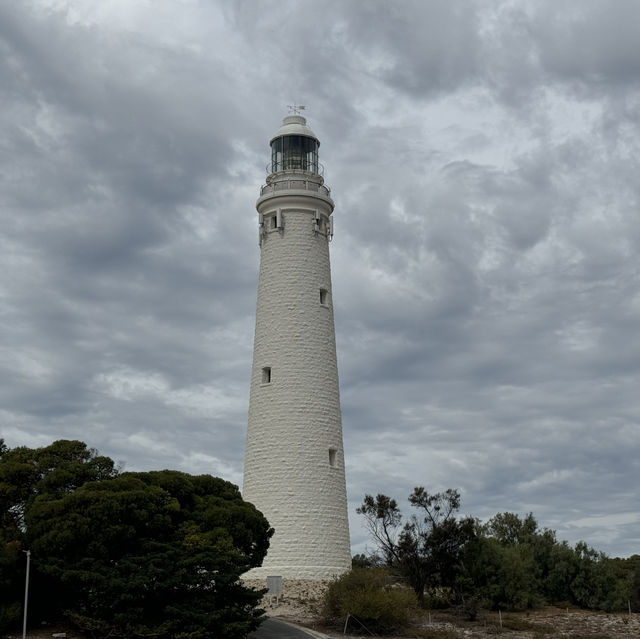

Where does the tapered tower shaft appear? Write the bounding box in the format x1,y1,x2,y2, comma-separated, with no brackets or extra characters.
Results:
243,115,350,579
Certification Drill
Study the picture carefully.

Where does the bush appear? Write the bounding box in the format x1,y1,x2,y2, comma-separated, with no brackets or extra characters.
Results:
0,602,21,633
322,567,415,633
0,541,23,633
423,590,452,609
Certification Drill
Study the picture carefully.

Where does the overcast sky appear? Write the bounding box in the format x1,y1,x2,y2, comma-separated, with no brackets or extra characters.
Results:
2,0,639,559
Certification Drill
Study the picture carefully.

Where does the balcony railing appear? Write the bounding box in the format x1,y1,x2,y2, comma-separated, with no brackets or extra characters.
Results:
260,177,331,198
266,161,325,176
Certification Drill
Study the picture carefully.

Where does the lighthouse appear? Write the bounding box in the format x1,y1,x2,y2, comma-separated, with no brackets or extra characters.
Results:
243,112,351,579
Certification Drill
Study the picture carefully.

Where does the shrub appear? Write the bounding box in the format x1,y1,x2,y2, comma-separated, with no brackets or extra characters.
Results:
0,602,21,633
322,567,415,633
423,590,452,609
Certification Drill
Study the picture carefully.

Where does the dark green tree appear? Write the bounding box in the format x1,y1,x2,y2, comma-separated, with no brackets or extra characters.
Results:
1,441,273,638
352,553,383,569
482,512,555,607
357,488,475,606
460,535,543,610
0,537,23,630
0,439,116,537
0,440,117,631
484,512,538,545
545,540,579,603
627,555,640,612
0,440,22,629
26,470,272,639
570,542,627,611
464,512,573,610
461,513,631,612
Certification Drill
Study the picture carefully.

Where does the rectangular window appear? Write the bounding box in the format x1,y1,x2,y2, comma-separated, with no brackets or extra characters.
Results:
261,367,271,384
329,448,337,467
320,288,328,305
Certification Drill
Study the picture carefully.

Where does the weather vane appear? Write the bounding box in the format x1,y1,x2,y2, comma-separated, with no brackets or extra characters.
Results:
287,104,306,115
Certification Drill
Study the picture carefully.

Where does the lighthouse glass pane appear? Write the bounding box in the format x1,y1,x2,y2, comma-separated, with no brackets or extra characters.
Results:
271,144,282,172
271,136,318,173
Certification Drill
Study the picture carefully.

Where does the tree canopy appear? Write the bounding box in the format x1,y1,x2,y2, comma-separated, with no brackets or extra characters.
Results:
357,488,475,605
0,440,272,639
357,487,638,614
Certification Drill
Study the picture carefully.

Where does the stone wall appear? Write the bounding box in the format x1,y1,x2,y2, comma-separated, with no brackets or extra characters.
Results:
243,188,350,580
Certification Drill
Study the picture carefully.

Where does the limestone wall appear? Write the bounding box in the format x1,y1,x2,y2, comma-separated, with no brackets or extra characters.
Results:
243,186,351,580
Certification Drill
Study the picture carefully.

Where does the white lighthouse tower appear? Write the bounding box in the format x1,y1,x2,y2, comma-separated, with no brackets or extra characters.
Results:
243,112,351,580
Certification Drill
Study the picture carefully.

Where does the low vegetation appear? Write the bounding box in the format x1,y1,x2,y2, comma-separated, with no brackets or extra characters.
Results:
322,567,416,633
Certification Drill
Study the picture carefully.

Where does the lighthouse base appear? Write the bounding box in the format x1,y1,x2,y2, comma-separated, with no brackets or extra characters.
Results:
243,563,349,581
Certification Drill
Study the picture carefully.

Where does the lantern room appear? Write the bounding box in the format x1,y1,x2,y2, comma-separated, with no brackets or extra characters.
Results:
269,114,320,174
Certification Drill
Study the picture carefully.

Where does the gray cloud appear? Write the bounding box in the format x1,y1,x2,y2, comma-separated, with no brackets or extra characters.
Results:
1,0,639,559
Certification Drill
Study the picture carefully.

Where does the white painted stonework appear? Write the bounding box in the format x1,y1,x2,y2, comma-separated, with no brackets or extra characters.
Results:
243,115,351,580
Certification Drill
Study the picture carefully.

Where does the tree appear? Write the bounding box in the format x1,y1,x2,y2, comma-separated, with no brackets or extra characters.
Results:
462,513,632,612
485,512,539,545
0,440,117,632
570,542,627,611
0,439,21,630
352,553,382,569
0,538,22,630
357,488,475,606
0,441,273,639
26,470,272,639
0,439,116,538
480,512,555,608
545,540,579,603
627,555,640,612
460,535,543,610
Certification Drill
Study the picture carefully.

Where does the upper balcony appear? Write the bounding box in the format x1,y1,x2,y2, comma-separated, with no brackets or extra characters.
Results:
267,158,325,175
260,170,331,199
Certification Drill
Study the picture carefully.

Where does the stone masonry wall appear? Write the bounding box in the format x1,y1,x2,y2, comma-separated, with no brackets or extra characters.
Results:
243,186,351,580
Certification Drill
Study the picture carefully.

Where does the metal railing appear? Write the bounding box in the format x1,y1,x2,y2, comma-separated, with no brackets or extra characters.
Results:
259,178,331,198
266,161,325,176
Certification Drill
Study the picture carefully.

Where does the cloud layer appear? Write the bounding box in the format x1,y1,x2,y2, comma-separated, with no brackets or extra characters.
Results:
1,0,639,557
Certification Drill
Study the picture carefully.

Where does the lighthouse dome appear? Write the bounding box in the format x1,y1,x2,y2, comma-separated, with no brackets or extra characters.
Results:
269,114,319,146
